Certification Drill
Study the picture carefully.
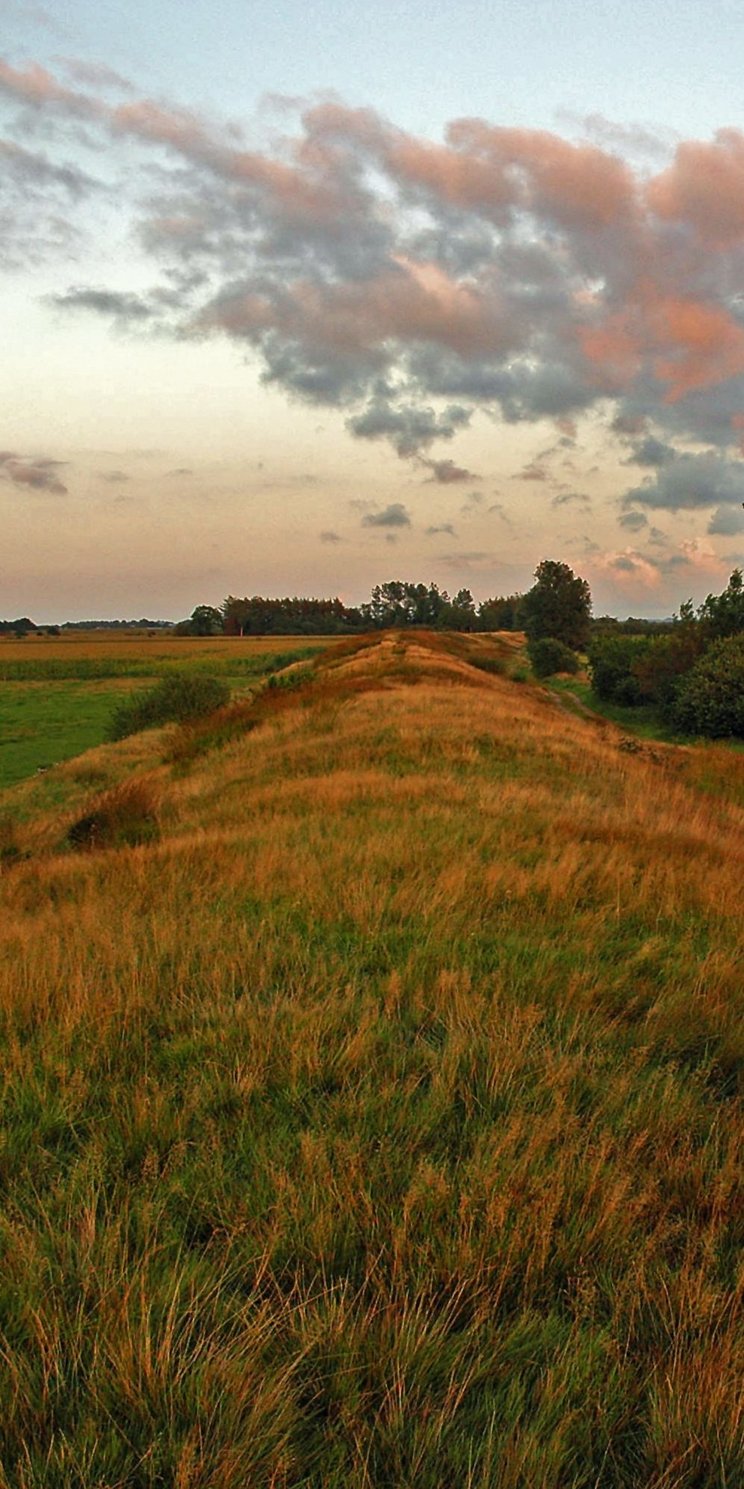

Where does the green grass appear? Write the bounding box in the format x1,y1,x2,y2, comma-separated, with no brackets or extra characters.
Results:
0,684,137,789
547,675,744,748
0,648,323,789
0,645,323,683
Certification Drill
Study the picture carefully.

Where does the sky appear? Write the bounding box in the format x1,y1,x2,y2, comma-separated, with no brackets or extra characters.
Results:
2,0,744,620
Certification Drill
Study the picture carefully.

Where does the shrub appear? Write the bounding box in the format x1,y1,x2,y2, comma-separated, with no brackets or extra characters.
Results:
66,777,161,850
633,628,706,714
588,627,708,712
587,634,653,703
106,674,231,741
527,636,580,678
671,634,744,738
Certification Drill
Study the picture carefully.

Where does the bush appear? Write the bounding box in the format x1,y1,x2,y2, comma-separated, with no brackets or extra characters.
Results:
527,636,580,678
588,627,708,712
66,777,161,850
107,674,231,741
587,634,653,703
633,629,706,714
671,635,744,738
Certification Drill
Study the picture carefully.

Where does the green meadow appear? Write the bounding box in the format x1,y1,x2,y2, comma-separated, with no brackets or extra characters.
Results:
0,638,331,789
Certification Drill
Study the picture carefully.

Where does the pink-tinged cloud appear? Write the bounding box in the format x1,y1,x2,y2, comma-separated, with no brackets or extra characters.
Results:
7,56,744,482
650,299,744,401
647,130,744,248
198,260,513,361
578,310,643,393
446,121,639,229
0,58,90,112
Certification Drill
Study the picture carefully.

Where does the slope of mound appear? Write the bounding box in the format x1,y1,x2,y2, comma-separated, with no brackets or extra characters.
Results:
0,632,742,1487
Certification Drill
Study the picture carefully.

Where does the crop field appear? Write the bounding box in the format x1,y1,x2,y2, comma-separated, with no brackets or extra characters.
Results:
0,633,336,789
0,630,742,1487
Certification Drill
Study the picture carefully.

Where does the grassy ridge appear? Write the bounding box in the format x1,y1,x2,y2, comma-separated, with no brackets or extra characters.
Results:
0,632,742,1486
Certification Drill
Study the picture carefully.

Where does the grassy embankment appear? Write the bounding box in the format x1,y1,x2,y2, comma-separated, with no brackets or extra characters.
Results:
0,634,334,789
0,630,742,1487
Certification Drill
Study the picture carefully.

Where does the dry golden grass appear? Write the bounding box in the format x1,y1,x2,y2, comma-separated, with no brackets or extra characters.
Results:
0,632,338,662
0,631,741,1486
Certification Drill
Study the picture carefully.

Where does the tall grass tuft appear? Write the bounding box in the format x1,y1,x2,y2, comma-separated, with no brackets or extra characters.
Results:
106,674,231,741
65,775,162,849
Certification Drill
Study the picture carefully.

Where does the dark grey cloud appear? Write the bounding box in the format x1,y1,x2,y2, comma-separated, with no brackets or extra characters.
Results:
624,452,744,512
361,502,411,528
708,504,744,535
420,457,477,484
47,286,155,321
552,490,591,507
648,526,669,546
425,522,456,536
611,554,645,574
625,436,674,467
347,398,470,457
0,451,67,493
618,509,648,531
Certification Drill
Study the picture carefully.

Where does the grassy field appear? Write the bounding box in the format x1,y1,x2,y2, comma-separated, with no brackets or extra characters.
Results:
0,631,741,1486
0,634,335,788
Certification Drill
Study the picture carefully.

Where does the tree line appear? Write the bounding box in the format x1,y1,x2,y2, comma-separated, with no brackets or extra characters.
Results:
178,584,531,637
588,569,744,738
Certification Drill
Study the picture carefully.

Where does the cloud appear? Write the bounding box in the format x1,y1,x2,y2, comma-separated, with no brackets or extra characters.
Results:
708,504,744,535
47,286,155,321
347,398,470,456
99,469,130,483
56,58,134,93
319,528,341,542
552,490,591,507
598,549,663,586
439,549,490,565
0,451,67,493
515,462,549,482
624,436,674,467
618,510,648,531
9,62,744,485
361,502,411,528
624,451,744,512
425,522,456,536
420,457,477,483
0,137,97,197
